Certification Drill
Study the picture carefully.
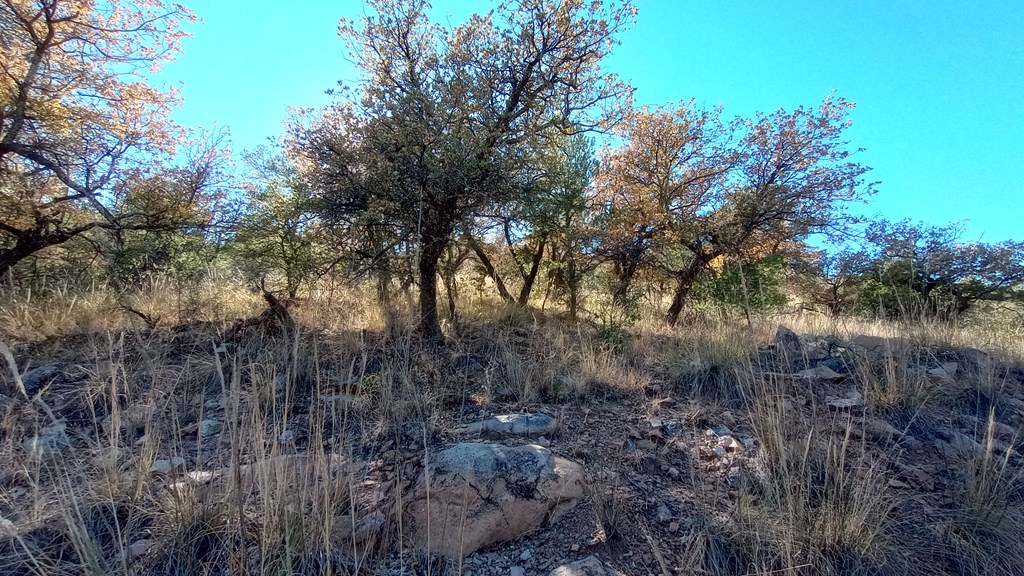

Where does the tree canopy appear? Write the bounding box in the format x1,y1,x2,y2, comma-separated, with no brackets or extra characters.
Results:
0,0,223,277
291,0,635,340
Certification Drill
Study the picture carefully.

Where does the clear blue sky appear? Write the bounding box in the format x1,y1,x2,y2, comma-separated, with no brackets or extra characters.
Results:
160,1,1024,242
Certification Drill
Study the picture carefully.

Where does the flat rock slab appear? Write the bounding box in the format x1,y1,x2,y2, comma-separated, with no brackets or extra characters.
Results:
549,556,618,576
795,365,844,381
457,413,559,438
826,391,865,410
405,442,584,558
848,335,911,355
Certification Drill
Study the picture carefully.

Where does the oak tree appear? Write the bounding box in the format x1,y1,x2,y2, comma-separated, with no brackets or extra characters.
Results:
0,0,211,277
294,0,633,341
864,219,1024,318
596,96,874,324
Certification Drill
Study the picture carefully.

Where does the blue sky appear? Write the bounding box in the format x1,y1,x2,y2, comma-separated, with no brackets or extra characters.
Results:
161,1,1023,242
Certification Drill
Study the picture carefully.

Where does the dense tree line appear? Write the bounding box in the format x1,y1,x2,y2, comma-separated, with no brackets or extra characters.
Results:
3,0,1022,337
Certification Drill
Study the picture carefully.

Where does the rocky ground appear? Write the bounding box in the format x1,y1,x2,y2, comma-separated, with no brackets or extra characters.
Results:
1,319,1023,575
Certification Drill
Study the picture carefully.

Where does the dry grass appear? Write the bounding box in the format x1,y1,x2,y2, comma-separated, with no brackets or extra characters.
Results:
0,280,1022,575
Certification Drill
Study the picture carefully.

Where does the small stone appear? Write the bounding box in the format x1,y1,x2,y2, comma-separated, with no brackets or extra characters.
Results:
151,456,187,475
520,548,533,561
651,397,677,411
795,366,844,381
570,543,580,553
537,435,551,447
941,362,959,377
548,556,609,576
0,515,15,536
668,521,680,533
712,424,734,437
719,436,741,452
352,511,385,543
511,567,526,576
22,421,69,458
279,429,296,444
657,503,673,522
91,445,126,467
666,466,680,479
198,420,223,438
186,470,219,483
725,467,745,488
20,364,60,394
825,395,865,409
927,366,955,381
125,539,153,562
320,394,358,406
713,446,727,458
863,418,902,441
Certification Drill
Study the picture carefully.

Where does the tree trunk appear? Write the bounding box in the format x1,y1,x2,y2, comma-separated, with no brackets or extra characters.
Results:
376,269,399,336
665,261,706,327
567,258,579,321
612,259,640,306
517,235,547,306
442,249,461,325
465,234,514,303
417,226,448,343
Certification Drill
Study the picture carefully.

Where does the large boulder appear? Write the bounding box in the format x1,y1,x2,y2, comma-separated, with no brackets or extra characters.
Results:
405,442,585,558
773,326,802,359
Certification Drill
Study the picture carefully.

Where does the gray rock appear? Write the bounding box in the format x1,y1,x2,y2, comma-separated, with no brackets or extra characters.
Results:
458,413,559,438
510,567,526,576
340,510,385,544
719,436,742,453
927,363,959,382
848,335,910,356
825,392,865,410
22,421,69,458
817,356,850,375
548,556,615,576
795,365,844,381
21,364,60,395
657,503,673,522
405,442,585,558
0,514,15,536
124,539,154,562
198,419,223,438
939,430,983,457
709,424,734,438
520,548,533,561
151,456,187,475
774,326,802,358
